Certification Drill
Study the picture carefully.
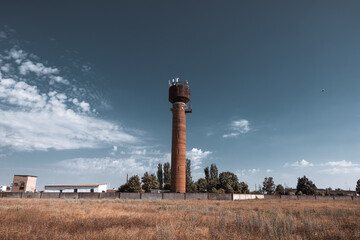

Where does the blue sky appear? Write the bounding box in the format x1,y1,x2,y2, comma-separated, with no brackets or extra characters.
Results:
0,1,359,191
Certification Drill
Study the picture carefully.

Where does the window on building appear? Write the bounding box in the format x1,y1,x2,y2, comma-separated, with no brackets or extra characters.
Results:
90,189,94,193
19,182,25,190
74,189,77,193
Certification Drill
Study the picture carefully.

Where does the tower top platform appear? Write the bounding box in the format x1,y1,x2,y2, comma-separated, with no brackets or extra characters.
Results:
168,78,190,104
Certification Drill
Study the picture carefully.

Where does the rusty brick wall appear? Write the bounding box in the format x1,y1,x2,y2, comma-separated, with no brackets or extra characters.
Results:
170,102,187,193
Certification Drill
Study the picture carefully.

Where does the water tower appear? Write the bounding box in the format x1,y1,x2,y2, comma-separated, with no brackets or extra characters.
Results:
168,77,192,193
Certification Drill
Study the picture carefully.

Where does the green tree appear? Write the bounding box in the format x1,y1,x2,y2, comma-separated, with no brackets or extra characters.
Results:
163,162,171,187
186,159,193,192
209,164,219,192
218,171,240,193
157,163,163,189
356,179,360,196
189,182,198,193
141,172,160,192
296,175,317,195
211,187,225,193
128,175,141,192
238,181,249,194
119,183,129,192
262,177,275,195
118,175,141,192
204,166,210,190
275,184,285,195
197,178,207,192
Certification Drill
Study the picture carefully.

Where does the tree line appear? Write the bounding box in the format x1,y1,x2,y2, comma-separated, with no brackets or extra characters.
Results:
118,160,360,196
259,176,360,196
118,159,250,193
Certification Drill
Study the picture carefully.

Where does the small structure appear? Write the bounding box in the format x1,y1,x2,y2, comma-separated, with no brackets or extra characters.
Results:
0,185,7,192
11,175,37,192
44,184,108,193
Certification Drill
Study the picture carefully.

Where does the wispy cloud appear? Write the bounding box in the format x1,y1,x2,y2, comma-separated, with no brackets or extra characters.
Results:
0,46,138,151
319,160,360,174
236,168,260,179
57,157,150,175
223,119,250,138
57,147,211,177
283,159,360,175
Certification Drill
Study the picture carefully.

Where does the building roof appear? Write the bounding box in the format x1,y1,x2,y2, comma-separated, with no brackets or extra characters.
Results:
45,184,107,187
14,175,38,178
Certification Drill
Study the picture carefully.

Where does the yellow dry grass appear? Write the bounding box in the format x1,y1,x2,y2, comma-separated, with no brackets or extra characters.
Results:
0,198,359,239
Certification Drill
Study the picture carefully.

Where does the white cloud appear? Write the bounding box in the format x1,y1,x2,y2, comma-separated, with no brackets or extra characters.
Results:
8,48,27,60
223,119,250,138
0,46,137,151
49,76,69,85
1,63,11,72
284,159,314,168
266,169,273,173
0,110,136,151
110,146,118,156
19,60,59,76
186,148,212,170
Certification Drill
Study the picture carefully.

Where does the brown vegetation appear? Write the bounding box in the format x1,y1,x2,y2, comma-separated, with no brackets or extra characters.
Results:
0,199,359,239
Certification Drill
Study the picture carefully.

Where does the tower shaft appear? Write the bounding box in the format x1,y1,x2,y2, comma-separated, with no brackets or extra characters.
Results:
170,102,187,193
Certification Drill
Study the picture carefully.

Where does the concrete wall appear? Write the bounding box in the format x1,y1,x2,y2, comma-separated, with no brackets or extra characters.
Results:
264,195,281,199
163,193,185,200
185,193,208,200
0,191,358,201
60,193,79,199
315,196,334,200
120,192,141,199
233,194,264,200
141,193,163,200
209,193,232,200
100,192,118,199
22,193,41,198
41,192,60,198
2,192,22,198
298,195,315,200
78,193,100,199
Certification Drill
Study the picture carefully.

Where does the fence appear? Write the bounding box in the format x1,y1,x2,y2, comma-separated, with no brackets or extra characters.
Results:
0,192,358,201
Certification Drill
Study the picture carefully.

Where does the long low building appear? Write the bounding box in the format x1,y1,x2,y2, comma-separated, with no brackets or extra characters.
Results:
44,184,108,193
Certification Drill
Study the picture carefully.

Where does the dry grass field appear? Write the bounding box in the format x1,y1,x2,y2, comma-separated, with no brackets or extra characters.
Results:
0,198,359,240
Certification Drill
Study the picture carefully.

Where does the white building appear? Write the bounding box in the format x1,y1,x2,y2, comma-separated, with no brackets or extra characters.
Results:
44,184,108,193
0,185,7,192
